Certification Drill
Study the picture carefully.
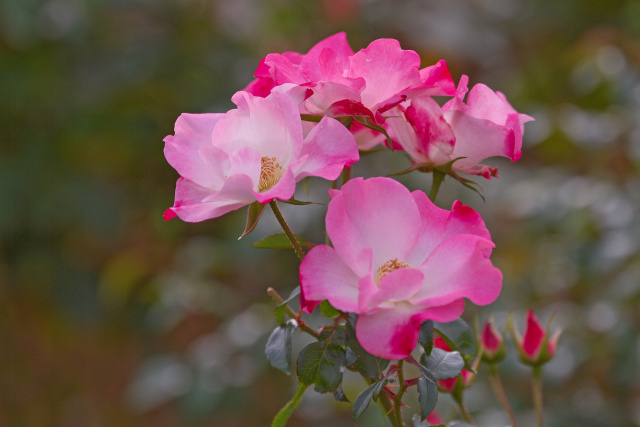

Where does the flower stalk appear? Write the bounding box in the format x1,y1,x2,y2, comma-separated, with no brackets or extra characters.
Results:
532,366,544,427
489,364,519,427
269,200,305,261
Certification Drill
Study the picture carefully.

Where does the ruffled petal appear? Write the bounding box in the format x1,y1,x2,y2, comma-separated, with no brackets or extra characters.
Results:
365,268,424,310
407,195,492,266
299,245,360,313
300,32,355,82
348,39,422,109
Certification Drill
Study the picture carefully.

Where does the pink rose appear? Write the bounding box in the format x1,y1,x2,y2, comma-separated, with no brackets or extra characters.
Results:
245,33,456,124
164,90,359,222
385,76,534,179
299,177,502,359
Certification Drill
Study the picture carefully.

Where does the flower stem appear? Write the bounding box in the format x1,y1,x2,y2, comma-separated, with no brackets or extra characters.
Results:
429,170,446,202
532,366,544,427
267,287,319,338
393,360,406,426
378,391,403,427
269,200,305,261
271,382,309,427
455,399,474,425
489,364,519,427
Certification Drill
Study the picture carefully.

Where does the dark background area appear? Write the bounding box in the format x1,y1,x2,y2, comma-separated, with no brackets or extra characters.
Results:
2,0,640,425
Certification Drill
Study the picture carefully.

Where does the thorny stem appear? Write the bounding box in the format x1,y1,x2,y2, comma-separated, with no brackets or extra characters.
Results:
378,392,403,427
269,200,305,261
532,366,544,427
267,287,319,339
393,360,406,426
429,170,446,202
489,364,519,427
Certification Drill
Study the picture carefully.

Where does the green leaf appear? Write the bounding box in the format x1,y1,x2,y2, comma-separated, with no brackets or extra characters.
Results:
319,300,341,318
417,364,439,385
418,320,434,356
434,318,477,358
273,287,300,325
252,233,310,249
332,384,349,402
345,316,389,379
281,198,321,206
239,201,266,239
296,341,345,393
318,327,346,346
352,379,387,421
420,348,464,380
265,323,296,376
417,377,438,420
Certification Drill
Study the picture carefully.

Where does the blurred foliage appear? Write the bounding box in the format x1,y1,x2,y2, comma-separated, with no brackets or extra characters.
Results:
1,0,639,426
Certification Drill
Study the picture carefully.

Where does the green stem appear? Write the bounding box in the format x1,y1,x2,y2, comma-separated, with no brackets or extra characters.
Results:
429,170,446,202
489,365,519,427
393,360,406,426
267,287,319,339
532,366,544,427
269,200,305,261
378,391,403,427
455,399,474,425
271,382,309,427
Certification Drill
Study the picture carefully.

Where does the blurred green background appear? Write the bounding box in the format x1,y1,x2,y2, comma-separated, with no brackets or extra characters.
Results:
1,0,640,426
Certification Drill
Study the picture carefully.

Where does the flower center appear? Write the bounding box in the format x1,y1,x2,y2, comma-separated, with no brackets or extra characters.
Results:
259,156,284,192
375,258,411,285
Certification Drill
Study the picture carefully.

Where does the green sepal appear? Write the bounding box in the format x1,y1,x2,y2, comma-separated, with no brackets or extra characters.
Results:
239,201,266,239
273,287,300,325
354,116,393,149
319,300,341,318
300,114,324,122
281,198,322,206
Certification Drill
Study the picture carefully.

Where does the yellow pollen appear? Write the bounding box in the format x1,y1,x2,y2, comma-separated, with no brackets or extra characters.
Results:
375,258,411,285
259,156,284,192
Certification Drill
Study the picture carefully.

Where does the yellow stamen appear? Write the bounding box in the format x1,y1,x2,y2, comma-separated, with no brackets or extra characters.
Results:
259,156,284,192
375,258,411,285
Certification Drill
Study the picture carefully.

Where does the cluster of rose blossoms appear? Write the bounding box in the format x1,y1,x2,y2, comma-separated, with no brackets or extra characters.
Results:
163,33,546,425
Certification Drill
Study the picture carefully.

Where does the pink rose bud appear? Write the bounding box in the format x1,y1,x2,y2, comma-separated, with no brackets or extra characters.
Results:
480,317,506,363
509,310,561,367
426,410,445,425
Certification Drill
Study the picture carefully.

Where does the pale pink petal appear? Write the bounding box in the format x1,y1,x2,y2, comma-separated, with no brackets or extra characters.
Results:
365,268,424,310
356,302,426,359
410,234,502,307
224,147,262,191
326,177,421,274
164,113,225,188
213,91,301,163
407,195,492,266
300,245,360,313
166,175,255,223
291,116,359,180
348,38,422,109
252,166,296,204
444,109,515,172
